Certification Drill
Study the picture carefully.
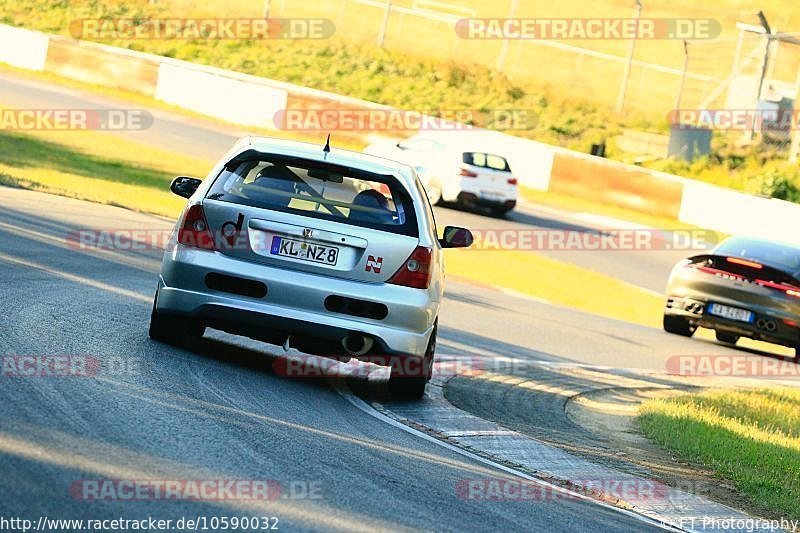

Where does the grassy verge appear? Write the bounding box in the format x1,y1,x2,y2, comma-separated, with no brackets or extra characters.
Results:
0,129,206,217
444,248,663,327
639,388,800,521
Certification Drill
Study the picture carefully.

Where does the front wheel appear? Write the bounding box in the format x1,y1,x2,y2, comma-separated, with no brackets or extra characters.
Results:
388,322,436,400
663,314,696,337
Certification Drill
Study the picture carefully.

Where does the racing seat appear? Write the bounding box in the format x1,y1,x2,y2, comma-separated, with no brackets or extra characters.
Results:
348,189,394,224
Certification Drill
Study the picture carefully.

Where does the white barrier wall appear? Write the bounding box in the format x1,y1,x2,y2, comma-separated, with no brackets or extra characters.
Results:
495,134,555,191
679,181,800,245
0,25,48,71
155,62,288,128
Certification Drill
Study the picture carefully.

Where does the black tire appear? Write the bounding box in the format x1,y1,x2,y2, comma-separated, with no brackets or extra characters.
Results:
715,331,740,344
148,291,204,345
388,322,436,400
663,314,696,337
794,346,800,363
489,206,512,218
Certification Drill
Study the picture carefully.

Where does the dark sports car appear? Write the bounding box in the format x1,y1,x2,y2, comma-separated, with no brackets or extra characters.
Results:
664,236,800,360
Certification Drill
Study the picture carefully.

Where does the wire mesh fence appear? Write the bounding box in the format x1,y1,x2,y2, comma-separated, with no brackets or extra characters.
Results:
153,0,800,157
267,0,797,119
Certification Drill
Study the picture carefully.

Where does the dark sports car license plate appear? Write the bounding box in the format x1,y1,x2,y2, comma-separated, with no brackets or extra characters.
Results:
707,303,754,323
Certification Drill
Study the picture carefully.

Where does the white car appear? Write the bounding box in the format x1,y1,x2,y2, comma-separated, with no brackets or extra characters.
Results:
364,133,518,216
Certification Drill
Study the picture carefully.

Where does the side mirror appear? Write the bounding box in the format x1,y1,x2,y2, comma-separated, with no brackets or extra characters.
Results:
440,226,473,248
170,176,202,198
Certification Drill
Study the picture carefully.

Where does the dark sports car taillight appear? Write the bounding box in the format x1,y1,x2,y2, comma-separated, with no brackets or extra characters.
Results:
688,255,800,298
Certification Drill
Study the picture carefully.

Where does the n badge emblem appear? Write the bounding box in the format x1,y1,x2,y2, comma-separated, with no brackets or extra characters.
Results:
365,255,383,273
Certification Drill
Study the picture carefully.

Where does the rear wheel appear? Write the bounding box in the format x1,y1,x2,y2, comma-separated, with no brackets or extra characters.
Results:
388,322,436,400
489,206,512,218
715,331,740,344
663,314,696,337
148,290,205,345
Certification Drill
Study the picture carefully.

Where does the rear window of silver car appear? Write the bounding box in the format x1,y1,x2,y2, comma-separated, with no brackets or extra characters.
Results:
206,157,419,236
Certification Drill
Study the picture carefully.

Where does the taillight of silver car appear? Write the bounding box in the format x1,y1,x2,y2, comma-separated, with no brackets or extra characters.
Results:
178,204,215,250
388,246,432,289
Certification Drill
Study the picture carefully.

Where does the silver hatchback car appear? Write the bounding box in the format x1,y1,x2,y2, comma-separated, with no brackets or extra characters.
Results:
149,136,473,398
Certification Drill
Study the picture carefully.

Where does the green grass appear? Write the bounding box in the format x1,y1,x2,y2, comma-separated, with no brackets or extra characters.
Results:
445,246,664,326
0,129,207,217
639,388,800,520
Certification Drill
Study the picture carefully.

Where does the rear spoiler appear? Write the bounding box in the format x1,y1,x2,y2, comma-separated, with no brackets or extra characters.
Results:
687,254,800,288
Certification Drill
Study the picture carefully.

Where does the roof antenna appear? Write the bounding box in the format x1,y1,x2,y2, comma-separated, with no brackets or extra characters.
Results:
323,133,331,155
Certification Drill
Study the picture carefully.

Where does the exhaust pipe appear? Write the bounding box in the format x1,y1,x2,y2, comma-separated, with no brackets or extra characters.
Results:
341,334,374,357
756,318,777,332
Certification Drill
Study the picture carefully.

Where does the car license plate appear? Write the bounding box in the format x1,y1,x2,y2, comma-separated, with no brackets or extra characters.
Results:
270,236,339,265
480,190,503,200
707,303,753,323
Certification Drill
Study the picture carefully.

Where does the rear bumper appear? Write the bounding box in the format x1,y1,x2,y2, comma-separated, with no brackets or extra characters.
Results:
156,245,438,356
457,192,516,211
457,176,516,205
665,294,800,348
